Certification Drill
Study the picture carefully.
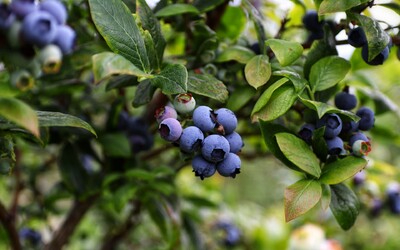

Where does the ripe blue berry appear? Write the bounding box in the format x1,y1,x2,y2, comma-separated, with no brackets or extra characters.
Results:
349,132,369,147
155,106,177,123
224,132,243,154
387,183,400,214
193,105,216,132
0,4,15,30
173,93,196,114
53,25,76,55
325,136,344,155
10,0,37,19
22,11,58,47
19,228,41,245
40,0,67,25
352,139,371,157
334,92,357,110
202,134,230,163
356,107,375,131
302,10,321,32
215,108,238,134
192,155,216,180
347,27,367,48
179,126,204,153
216,153,241,178
216,221,241,247
250,42,261,54
159,118,182,142
353,171,366,186
362,45,389,65
298,123,315,144
316,113,342,138
340,120,358,136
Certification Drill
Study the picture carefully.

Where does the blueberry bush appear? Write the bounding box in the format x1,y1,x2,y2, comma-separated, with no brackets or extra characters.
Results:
1,0,400,249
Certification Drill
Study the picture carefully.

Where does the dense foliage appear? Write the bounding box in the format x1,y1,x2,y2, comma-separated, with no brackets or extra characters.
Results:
1,0,400,249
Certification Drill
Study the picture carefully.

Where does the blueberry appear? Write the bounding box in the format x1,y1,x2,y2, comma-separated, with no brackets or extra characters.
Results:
325,136,344,155
302,10,322,32
369,198,383,217
387,183,400,214
127,116,153,152
353,171,366,186
40,0,67,24
38,44,63,74
224,132,243,154
216,152,241,178
356,107,375,131
53,25,76,55
10,0,37,19
216,221,241,247
334,92,357,110
249,42,261,54
0,4,15,30
173,93,196,114
193,106,216,132
316,113,342,138
361,44,389,65
340,120,358,136
19,227,41,245
129,133,153,152
352,139,371,157
158,118,182,142
117,111,130,130
191,155,216,180
155,106,177,123
349,132,369,146
215,108,238,134
22,11,58,47
202,134,230,163
298,123,315,144
347,27,367,48
179,126,204,153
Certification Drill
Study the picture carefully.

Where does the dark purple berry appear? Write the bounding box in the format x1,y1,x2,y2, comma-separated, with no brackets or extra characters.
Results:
202,134,230,163
0,4,15,30
349,132,369,147
216,153,241,178
215,108,238,134
193,106,216,132
316,113,342,139
179,126,204,153
387,183,400,214
21,10,57,47
348,27,367,48
340,120,358,136
298,123,315,144
191,155,216,180
325,136,344,155
216,221,241,247
158,118,182,142
362,44,389,65
353,171,366,186
224,132,243,154
19,228,41,245
302,10,322,32
334,92,357,110
40,0,67,24
53,25,76,55
250,42,261,54
10,0,37,19
370,198,383,217
155,106,177,123
356,107,375,131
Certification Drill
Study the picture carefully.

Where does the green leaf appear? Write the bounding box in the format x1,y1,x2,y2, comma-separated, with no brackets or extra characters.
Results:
330,183,360,230
319,0,369,14
155,4,199,17
348,13,391,62
320,156,367,184
0,97,39,137
312,127,328,162
252,84,297,122
0,72,19,98
150,64,188,95
216,6,246,40
299,97,360,121
92,52,152,84
285,179,322,222
321,184,331,210
252,78,289,117
89,0,150,72
193,0,225,12
133,79,156,107
309,56,351,92
146,199,169,240
276,133,321,177
227,85,256,111
259,121,304,173
187,72,228,103
265,39,303,66
303,36,337,79
379,3,400,15
136,0,166,70
98,133,131,158
37,111,97,137
215,45,256,64
273,70,307,92
244,55,271,89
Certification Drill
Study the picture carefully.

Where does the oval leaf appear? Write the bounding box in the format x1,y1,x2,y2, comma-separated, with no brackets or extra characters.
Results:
89,0,150,72
265,39,303,66
92,52,152,84
216,45,256,64
98,133,131,158
321,183,331,211
319,156,367,184
299,97,360,121
150,64,188,95
187,72,228,103
276,133,321,177
285,179,322,222
330,183,360,230
244,55,271,89
310,56,350,92
155,4,200,17
0,97,39,137
319,0,369,14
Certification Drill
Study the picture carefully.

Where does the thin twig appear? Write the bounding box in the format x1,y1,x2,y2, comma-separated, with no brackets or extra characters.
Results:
0,200,22,250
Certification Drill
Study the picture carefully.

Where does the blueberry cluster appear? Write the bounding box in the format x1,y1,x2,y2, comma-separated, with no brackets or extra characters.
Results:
19,227,42,246
347,26,390,65
0,0,76,86
299,90,374,158
156,94,244,180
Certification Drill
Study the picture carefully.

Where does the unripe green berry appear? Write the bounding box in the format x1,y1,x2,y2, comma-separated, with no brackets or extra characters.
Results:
352,139,371,157
10,69,34,91
173,93,196,114
38,44,63,74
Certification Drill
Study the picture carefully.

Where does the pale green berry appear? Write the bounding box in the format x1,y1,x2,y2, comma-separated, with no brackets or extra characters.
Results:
173,93,196,114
